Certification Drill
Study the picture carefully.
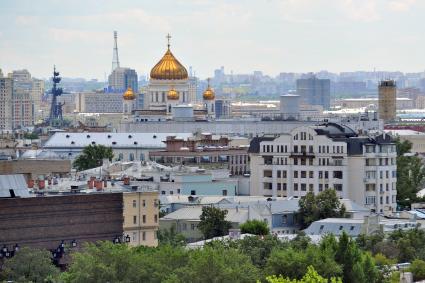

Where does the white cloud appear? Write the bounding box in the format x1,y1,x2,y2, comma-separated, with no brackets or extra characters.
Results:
389,0,417,12
48,28,110,44
71,9,170,33
15,15,40,26
342,0,381,22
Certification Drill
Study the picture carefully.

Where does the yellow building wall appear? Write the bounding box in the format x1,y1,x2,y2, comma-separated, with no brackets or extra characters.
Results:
123,191,159,247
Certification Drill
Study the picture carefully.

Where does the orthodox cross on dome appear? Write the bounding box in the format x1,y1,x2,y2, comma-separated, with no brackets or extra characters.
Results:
166,33,171,49
207,78,211,87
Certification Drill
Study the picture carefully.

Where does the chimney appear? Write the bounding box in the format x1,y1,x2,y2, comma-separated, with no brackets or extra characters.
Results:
95,180,103,191
38,179,45,189
123,177,130,185
27,179,34,189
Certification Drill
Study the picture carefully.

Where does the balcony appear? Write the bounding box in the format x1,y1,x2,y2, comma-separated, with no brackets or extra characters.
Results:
289,151,315,158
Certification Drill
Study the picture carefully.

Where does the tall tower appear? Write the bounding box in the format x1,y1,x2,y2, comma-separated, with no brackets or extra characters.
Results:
378,80,396,122
112,31,120,72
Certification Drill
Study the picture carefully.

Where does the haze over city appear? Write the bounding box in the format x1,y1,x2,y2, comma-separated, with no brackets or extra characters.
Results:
1,0,425,80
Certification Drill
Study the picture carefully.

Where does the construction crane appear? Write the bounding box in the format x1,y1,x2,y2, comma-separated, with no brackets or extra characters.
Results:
48,66,64,127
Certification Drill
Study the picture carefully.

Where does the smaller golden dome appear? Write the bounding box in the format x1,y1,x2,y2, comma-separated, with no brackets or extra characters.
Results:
123,87,135,100
203,79,215,100
167,88,179,100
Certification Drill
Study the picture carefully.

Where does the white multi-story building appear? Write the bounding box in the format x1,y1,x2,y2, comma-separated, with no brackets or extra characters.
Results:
249,123,397,215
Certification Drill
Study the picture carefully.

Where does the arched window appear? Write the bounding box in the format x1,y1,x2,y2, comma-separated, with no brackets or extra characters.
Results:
129,153,135,161
140,153,145,161
118,153,124,161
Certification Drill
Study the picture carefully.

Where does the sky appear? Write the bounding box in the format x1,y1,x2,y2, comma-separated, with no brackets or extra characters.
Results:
0,0,424,80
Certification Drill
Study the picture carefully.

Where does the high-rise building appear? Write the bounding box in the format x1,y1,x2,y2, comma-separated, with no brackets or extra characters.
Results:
0,77,13,131
108,67,138,93
378,80,396,122
296,75,330,109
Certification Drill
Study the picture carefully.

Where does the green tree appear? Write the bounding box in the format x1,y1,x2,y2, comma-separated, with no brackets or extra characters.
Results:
197,206,232,239
409,259,425,281
395,138,425,208
169,246,260,283
73,144,114,171
23,132,39,140
1,247,59,283
265,266,342,283
158,225,186,246
265,245,342,279
240,219,270,235
298,190,346,229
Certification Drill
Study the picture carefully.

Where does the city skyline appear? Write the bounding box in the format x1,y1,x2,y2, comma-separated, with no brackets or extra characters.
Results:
0,0,424,80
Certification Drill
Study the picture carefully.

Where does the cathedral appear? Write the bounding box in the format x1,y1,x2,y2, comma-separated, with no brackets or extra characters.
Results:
122,34,215,121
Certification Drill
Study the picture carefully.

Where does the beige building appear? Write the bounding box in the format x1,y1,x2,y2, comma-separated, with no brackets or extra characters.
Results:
0,77,13,131
75,92,123,113
385,129,425,154
123,191,159,247
378,80,397,122
249,123,397,215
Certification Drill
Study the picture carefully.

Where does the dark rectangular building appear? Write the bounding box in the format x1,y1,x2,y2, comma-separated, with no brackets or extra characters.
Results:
296,76,331,109
0,193,124,249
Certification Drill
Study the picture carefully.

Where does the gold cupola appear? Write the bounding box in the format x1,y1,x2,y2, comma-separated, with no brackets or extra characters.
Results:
203,78,215,100
150,34,188,80
123,87,135,100
167,87,179,100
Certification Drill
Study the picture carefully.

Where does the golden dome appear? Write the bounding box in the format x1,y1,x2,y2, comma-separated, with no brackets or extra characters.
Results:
167,88,179,100
123,87,135,100
150,35,188,81
203,79,215,100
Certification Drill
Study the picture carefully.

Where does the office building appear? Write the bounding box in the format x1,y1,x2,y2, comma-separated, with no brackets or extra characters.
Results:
378,80,397,122
249,123,397,215
43,132,193,161
108,67,138,93
296,75,331,109
0,77,13,131
75,92,123,113
149,133,250,175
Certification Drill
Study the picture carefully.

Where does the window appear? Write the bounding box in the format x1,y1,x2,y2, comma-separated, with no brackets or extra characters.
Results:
319,171,323,179
294,145,298,153
324,171,329,179
222,190,227,196
334,184,343,191
191,223,196,230
309,171,314,178
301,183,306,191
294,158,298,165
142,232,146,241
143,200,146,207
309,184,314,191
301,171,306,178
282,215,287,224
133,200,137,208
309,145,313,153
319,184,323,191
161,191,166,195
133,215,137,224
294,184,298,191
191,190,196,195
294,171,298,178
264,170,272,177
154,214,158,223
333,171,343,179
282,171,287,178
142,215,146,223
339,226,343,230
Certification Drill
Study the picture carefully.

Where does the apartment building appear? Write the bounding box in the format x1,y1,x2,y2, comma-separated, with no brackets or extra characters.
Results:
123,191,159,247
249,123,397,215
